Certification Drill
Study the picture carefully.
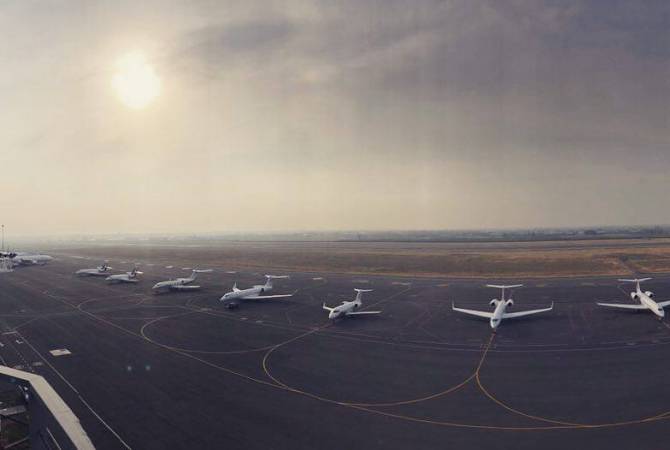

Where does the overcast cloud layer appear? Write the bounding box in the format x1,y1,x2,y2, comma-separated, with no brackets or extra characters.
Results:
0,0,668,235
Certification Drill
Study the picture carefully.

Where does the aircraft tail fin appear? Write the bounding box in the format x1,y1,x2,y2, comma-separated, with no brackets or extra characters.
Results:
264,275,289,289
486,284,523,301
618,278,652,291
354,288,373,303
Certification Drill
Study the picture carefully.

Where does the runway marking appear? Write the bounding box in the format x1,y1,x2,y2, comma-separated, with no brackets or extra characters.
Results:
261,286,479,407
473,332,670,429
16,330,133,449
21,276,670,356
475,337,582,427
17,264,670,433
3,335,34,374
138,277,331,355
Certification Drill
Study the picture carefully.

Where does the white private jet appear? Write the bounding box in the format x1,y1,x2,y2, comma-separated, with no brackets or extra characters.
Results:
2,252,53,266
106,266,142,284
452,284,553,331
220,275,294,308
75,262,113,277
322,288,381,319
597,278,670,320
152,269,213,293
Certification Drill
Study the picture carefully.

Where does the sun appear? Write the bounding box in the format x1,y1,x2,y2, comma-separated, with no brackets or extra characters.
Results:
112,51,161,109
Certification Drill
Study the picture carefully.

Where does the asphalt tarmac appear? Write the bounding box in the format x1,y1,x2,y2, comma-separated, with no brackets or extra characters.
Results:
2,253,670,449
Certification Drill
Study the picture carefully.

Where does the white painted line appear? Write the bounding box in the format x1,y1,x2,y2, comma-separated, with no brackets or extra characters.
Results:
49,349,72,357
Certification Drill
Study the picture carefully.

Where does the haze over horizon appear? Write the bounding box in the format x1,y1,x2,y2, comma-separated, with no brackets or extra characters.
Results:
1,1,669,235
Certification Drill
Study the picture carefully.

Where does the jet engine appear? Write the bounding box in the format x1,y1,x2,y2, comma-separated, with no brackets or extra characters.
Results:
645,291,654,298
631,292,639,300
506,299,514,307
489,299,498,306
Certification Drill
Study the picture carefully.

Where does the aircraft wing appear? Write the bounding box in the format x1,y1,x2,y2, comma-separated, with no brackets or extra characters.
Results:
171,285,201,291
452,305,493,319
656,300,670,308
502,305,553,319
346,310,381,315
596,302,649,310
243,294,294,300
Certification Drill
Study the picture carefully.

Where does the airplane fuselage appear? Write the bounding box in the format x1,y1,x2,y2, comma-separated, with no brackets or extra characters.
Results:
153,277,195,291
490,300,508,330
635,290,664,317
328,301,360,319
106,273,138,283
221,284,269,302
11,254,53,266
76,268,110,276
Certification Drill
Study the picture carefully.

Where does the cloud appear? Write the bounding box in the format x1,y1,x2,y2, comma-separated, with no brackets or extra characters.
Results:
1,0,670,234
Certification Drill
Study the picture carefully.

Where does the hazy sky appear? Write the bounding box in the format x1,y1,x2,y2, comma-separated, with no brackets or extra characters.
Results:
1,0,669,235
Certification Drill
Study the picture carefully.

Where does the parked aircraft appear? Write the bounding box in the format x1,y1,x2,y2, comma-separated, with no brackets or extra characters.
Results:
106,266,142,283
220,275,293,308
152,269,213,293
597,278,670,320
322,288,380,319
452,284,553,331
1,252,53,266
75,262,113,277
